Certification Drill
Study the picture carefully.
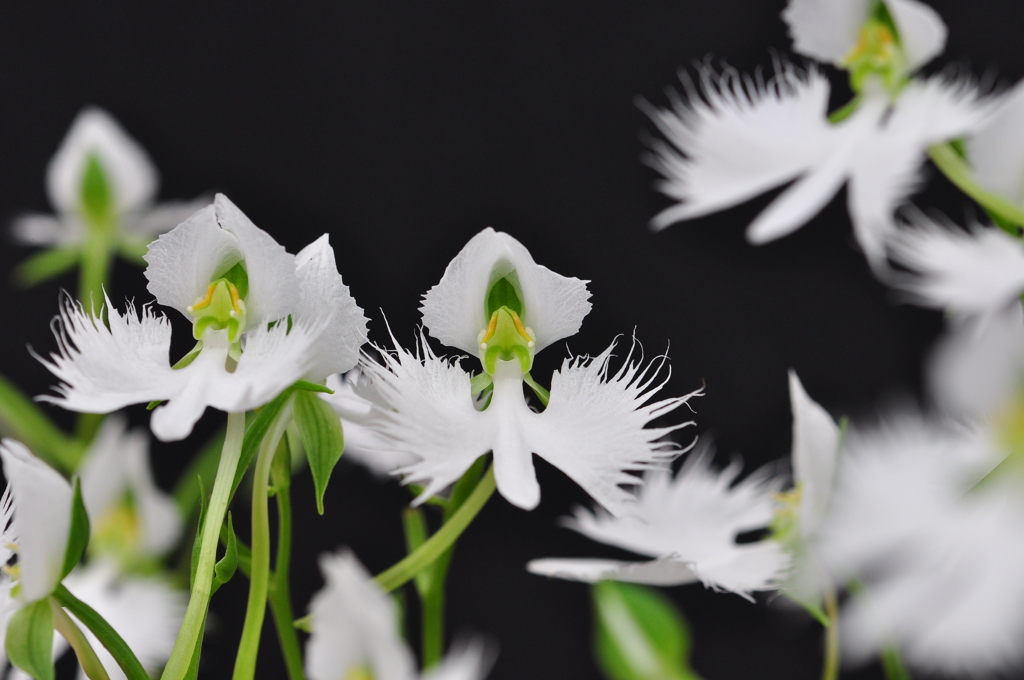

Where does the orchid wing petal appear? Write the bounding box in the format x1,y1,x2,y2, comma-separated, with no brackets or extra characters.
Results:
885,0,947,70
527,557,701,586
782,0,870,65
788,371,839,537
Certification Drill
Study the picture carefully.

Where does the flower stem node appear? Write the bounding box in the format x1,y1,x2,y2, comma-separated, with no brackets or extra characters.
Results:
187,278,247,343
477,306,535,375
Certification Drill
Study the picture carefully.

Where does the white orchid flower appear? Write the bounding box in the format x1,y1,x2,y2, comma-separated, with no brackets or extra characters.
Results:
527,447,789,599
0,440,77,604
644,65,989,269
37,194,369,441
783,0,946,85
12,107,208,254
77,416,183,563
360,228,699,514
305,550,491,680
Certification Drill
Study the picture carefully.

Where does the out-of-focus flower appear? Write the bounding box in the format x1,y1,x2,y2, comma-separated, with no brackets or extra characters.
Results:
527,447,788,599
360,228,700,514
12,107,209,284
644,66,988,269
305,550,491,680
37,194,368,441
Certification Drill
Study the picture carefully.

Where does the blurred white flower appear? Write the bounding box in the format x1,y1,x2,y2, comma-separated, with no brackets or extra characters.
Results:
305,550,491,680
37,194,368,441
12,107,208,254
360,228,699,514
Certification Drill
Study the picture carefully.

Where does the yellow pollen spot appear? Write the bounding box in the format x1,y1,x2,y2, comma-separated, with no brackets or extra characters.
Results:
480,311,500,347
2,564,20,580
187,282,218,313
511,312,533,343
344,668,374,680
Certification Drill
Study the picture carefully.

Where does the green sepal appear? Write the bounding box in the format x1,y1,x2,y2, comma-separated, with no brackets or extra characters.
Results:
211,512,238,595
80,154,115,227
523,372,550,407
469,372,492,397
13,246,80,288
293,390,345,514
190,476,208,590
231,390,296,501
292,614,312,632
6,598,56,680
146,400,163,411
172,342,204,370
61,477,90,580
592,581,701,680
293,379,334,394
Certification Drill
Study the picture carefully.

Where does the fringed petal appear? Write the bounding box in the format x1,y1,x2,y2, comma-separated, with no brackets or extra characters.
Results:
527,556,701,586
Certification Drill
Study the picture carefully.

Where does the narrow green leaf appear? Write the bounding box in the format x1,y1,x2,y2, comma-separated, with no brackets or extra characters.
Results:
0,372,82,472
293,390,345,514
293,379,334,394
592,582,700,680
190,476,208,590
231,390,296,500
6,598,56,680
13,246,80,288
61,477,91,580
212,512,238,593
403,508,433,596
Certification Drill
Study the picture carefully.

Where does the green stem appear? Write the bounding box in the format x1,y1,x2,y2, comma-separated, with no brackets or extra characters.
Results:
881,645,912,680
268,441,306,680
78,230,113,312
929,144,1024,232
233,401,294,680
74,413,105,448
821,586,840,680
162,411,246,680
375,464,496,593
53,585,148,680
51,598,111,680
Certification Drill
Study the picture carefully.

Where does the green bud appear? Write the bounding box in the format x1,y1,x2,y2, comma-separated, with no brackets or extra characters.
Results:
79,153,115,229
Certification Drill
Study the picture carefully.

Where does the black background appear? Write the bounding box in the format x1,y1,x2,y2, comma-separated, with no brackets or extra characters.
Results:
1,2,1022,679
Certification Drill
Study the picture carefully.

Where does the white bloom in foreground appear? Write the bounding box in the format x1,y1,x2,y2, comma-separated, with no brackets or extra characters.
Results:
77,416,182,561
783,0,946,75
37,194,369,441
306,551,491,680
361,228,699,514
61,560,186,680
965,74,1024,208
644,66,988,268
815,411,1024,674
0,439,75,604
12,107,208,251
528,448,789,599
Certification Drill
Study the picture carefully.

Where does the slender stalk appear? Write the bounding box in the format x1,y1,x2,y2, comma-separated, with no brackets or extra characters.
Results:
929,144,1024,232
881,645,912,680
51,598,111,680
233,401,294,680
268,441,307,680
421,552,451,669
78,229,112,314
821,586,840,680
53,585,148,680
75,413,105,448
0,372,82,472
162,411,247,680
375,465,496,593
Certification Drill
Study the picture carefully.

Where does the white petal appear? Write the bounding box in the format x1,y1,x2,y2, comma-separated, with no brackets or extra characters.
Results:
144,194,299,327
788,371,839,537
124,438,183,557
0,440,73,602
782,0,870,65
527,556,701,586
562,450,789,597
36,295,186,417
889,217,1024,314
121,196,215,241
524,339,700,516
294,235,369,381
644,66,837,230
10,214,82,247
305,550,416,680
321,372,420,476
422,638,494,680
487,366,542,511
967,78,1024,207
926,304,1024,418
46,108,157,215
64,561,186,680
884,0,947,70
78,416,136,522
358,334,494,503
420,228,591,355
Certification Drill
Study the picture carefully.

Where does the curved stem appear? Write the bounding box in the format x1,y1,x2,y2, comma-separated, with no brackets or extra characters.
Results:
53,585,148,680
375,465,496,593
78,230,112,314
233,401,293,680
881,645,912,680
929,144,1024,232
51,598,111,680
821,586,840,680
162,411,246,680
269,442,307,680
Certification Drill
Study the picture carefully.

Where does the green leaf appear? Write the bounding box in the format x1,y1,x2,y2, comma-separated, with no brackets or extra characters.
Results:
402,508,433,596
190,476,208,590
6,598,56,680
13,246,80,288
231,390,296,501
61,477,90,580
293,390,345,514
293,379,334,394
212,512,238,595
0,372,82,472
592,582,701,680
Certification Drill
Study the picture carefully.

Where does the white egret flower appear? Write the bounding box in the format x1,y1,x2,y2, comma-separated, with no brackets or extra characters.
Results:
37,194,369,441
360,228,699,514
305,550,491,680
644,66,989,269
527,447,788,599
12,107,208,255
